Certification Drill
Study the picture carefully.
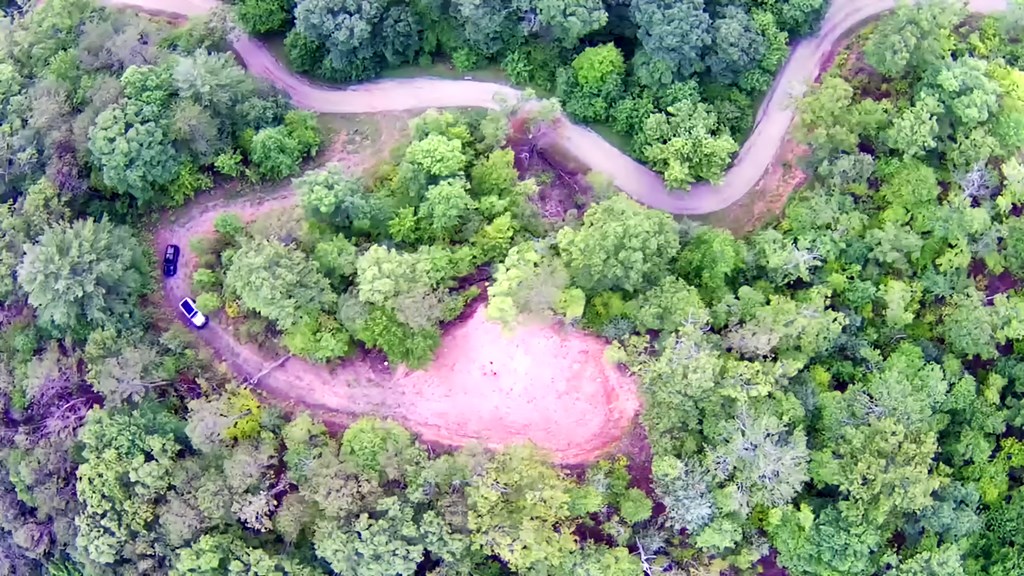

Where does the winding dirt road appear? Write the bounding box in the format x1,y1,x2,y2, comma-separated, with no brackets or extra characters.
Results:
123,0,1012,461
105,0,1010,214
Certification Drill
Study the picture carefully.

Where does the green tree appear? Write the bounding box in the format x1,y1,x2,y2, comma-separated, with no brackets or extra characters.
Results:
487,241,569,325
1004,217,1024,277
884,99,941,157
340,417,424,475
631,0,710,77
419,178,477,241
920,57,1001,132
571,544,642,575
531,0,608,47
450,0,526,56
173,532,319,575
224,238,334,330
768,505,886,576
17,219,148,334
556,195,679,293
354,244,452,308
810,418,940,526
293,0,420,81
313,497,425,576
297,164,388,235
617,488,653,524
706,5,766,84
635,96,738,188
356,306,440,368
282,315,352,362
75,405,185,569
249,126,302,181
236,0,293,34
796,76,889,158
312,234,358,288
629,275,709,333
939,290,1000,360
558,43,626,123
467,447,578,573
676,226,746,300
863,0,964,78
403,133,467,178
88,101,180,204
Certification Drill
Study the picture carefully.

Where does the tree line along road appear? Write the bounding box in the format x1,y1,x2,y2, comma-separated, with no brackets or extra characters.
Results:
93,0,1012,215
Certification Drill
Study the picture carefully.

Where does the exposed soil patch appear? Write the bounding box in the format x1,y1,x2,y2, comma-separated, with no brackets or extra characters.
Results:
970,260,1022,299
393,303,641,462
152,116,640,463
704,137,811,235
510,120,595,220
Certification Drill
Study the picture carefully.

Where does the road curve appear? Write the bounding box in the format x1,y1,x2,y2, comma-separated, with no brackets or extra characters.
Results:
96,0,1012,215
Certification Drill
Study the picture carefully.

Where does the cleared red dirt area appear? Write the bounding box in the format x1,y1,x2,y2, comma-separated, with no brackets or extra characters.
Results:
394,305,641,462
153,119,640,464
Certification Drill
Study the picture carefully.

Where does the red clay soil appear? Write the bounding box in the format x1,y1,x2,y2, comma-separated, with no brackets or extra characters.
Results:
393,304,640,462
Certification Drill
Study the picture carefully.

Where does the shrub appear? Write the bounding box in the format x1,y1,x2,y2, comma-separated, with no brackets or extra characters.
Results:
195,292,221,314
249,126,302,181
213,212,245,241
618,488,653,524
214,149,243,177
192,268,221,293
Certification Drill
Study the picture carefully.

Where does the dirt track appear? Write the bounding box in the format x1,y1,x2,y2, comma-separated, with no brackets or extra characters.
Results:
99,0,1010,215
113,0,1010,461
154,185,641,462
153,128,641,463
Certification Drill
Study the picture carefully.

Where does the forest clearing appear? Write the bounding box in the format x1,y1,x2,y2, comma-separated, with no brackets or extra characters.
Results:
4,0,1024,575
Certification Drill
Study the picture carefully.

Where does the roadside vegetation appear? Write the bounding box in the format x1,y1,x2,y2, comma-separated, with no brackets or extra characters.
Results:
234,0,827,190
5,1,1024,576
193,107,559,368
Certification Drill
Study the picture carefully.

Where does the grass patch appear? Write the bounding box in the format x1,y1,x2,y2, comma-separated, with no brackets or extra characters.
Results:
380,61,510,84
317,113,384,146
262,37,512,87
588,123,632,154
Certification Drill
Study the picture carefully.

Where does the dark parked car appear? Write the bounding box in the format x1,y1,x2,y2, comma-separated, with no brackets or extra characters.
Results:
163,244,180,277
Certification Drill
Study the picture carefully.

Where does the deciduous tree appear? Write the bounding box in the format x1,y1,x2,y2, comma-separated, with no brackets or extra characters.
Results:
88,101,180,204
556,195,679,293
17,219,148,334
631,0,710,77
635,96,738,188
224,238,334,330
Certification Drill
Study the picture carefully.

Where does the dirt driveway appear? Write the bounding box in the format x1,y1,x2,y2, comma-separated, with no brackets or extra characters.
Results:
153,120,640,463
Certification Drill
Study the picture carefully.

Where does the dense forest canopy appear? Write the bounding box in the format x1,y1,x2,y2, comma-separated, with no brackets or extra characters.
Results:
6,0,1024,575
235,0,827,189
0,0,319,216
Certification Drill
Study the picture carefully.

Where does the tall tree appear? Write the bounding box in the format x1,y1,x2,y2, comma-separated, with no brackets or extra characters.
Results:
634,95,738,188
706,5,766,84
17,219,148,334
863,0,965,78
293,0,421,81
556,194,679,293
224,238,335,330
631,0,710,77
450,0,527,56
87,101,180,205
530,0,608,47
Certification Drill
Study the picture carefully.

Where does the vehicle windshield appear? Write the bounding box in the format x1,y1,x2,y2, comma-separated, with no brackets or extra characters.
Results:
180,299,196,315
